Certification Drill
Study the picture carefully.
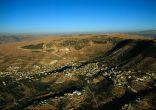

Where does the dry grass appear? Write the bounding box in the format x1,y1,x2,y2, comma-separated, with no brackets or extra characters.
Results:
0,33,150,74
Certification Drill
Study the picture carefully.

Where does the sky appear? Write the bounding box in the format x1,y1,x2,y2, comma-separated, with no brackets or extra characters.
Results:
0,0,156,34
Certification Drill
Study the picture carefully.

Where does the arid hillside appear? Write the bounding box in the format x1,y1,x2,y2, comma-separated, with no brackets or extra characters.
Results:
0,35,34,44
105,39,156,72
0,34,155,110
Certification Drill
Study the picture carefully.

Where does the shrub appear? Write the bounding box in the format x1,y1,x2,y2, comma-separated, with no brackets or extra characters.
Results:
60,39,89,50
22,43,44,49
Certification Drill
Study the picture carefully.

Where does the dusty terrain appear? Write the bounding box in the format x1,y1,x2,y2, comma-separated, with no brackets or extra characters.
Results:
0,34,155,110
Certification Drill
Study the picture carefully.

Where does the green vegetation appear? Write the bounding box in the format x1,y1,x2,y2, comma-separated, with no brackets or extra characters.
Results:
46,42,54,48
61,39,89,50
91,37,121,44
46,49,54,52
22,43,44,49
32,50,40,52
91,38,108,44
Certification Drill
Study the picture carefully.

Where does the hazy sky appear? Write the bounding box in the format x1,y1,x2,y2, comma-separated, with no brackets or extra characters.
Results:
0,0,156,33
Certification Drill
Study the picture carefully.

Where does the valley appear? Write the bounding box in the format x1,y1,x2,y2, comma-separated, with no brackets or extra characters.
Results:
0,34,155,110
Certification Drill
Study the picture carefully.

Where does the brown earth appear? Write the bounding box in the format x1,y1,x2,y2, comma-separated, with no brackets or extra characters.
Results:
0,34,155,110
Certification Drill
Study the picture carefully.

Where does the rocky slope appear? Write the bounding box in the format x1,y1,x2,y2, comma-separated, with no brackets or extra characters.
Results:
105,39,156,72
0,37,156,110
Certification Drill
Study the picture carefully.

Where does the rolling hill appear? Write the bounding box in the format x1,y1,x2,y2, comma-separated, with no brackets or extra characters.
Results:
0,34,155,110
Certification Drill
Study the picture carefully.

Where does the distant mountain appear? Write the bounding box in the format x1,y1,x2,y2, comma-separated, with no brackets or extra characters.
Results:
136,30,156,38
0,35,34,44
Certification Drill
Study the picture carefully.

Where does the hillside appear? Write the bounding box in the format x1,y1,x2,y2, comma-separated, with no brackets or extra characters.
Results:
129,30,156,38
0,34,155,110
105,39,156,72
0,35,34,44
